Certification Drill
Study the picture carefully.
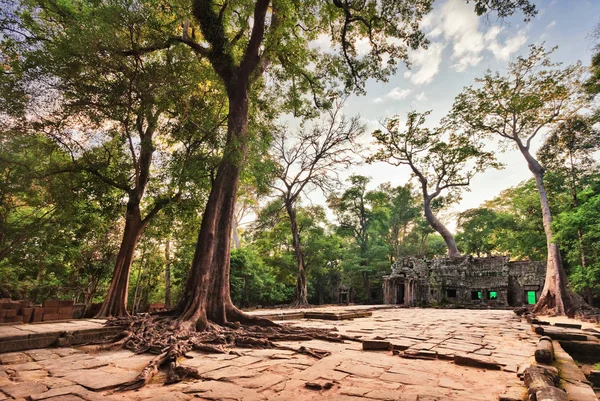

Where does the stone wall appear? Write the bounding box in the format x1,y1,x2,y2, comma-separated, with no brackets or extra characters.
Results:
507,261,546,306
383,255,546,307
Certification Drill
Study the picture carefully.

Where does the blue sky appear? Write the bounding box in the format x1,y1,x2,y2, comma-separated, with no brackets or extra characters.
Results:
313,0,600,229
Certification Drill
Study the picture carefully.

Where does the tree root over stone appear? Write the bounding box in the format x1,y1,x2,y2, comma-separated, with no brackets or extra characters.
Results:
99,314,357,391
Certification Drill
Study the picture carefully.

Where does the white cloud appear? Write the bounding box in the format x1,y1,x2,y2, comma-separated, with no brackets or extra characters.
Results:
415,92,428,102
546,20,556,29
406,42,445,85
387,87,412,100
424,0,528,72
374,87,412,103
487,29,528,61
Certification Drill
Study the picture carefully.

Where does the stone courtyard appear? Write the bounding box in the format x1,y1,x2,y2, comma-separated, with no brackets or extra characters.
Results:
0,307,548,401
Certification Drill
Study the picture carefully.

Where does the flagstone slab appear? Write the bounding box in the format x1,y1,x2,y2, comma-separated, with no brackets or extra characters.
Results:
183,380,266,401
61,369,139,391
0,382,48,398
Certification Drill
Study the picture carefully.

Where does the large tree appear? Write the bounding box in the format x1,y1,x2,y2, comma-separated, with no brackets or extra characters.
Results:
449,45,585,316
370,111,499,258
1,0,225,317
270,102,363,307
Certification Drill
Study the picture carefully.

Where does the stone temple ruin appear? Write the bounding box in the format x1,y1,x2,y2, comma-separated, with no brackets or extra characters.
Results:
383,256,546,307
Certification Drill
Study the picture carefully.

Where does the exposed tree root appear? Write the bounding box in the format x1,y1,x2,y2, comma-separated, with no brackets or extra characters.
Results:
101,313,358,391
289,299,310,309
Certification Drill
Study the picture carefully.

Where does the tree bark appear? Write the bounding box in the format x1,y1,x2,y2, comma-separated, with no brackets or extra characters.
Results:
132,251,146,314
423,196,460,258
165,237,172,309
231,213,241,249
96,201,145,318
174,89,274,332
520,148,574,316
285,203,308,307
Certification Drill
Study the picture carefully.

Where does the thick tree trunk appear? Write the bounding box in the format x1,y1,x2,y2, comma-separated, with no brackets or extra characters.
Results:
174,91,273,332
286,203,308,307
423,197,460,258
165,237,172,309
96,203,145,318
521,150,574,316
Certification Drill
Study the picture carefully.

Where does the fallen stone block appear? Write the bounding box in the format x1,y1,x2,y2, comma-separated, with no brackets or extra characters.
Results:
539,328,588,342
558,340,600,362
535,336,554,365
401,350,437,360
588,370,600,388
554,322,582,330
523,365,563,400
305,381,333,390
454,354,502,370
362,340,391,351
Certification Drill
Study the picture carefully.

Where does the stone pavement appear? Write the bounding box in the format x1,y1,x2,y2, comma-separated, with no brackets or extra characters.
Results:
0,308,541,401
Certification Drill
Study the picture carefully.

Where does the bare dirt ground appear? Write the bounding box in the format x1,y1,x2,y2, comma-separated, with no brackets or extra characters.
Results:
0,308,538,401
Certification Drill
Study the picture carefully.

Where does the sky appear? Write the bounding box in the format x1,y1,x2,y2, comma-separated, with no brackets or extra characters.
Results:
294,0,600,231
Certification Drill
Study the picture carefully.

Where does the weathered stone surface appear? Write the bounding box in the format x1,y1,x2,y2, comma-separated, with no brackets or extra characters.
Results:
335,360,385,378
44,395,85,401
0,352,30,365
183,381,266,401
498,386,526,401
61,369,139,391
454,354,502,370
30,384,106,401
0,382,48,398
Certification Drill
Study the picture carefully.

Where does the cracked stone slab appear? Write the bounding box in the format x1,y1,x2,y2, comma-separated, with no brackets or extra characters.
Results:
61,369,139,391
183,380,266,401
30,384,107,401
0,382,48,398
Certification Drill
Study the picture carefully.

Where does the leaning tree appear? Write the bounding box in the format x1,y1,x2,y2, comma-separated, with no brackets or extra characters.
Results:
370,111,500,258
270,101,363,307
449,45,586,316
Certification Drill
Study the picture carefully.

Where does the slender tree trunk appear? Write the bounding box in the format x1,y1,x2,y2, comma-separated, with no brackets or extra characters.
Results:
164,237,172,309
174,90,273,333
521,149,574,316
96,202,145,318
132,252,146,314
231,213,241,249
286,203,308,307
423,196,460,258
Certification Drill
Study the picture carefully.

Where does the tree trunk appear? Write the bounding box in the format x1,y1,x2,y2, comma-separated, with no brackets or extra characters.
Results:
423,197,460,258
96,202,145,318
231,213,241,249
174,90,273,333
131,251,146,314
165,237,172,309
286,203,308,307
522,150,574,316
362,271,370,303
